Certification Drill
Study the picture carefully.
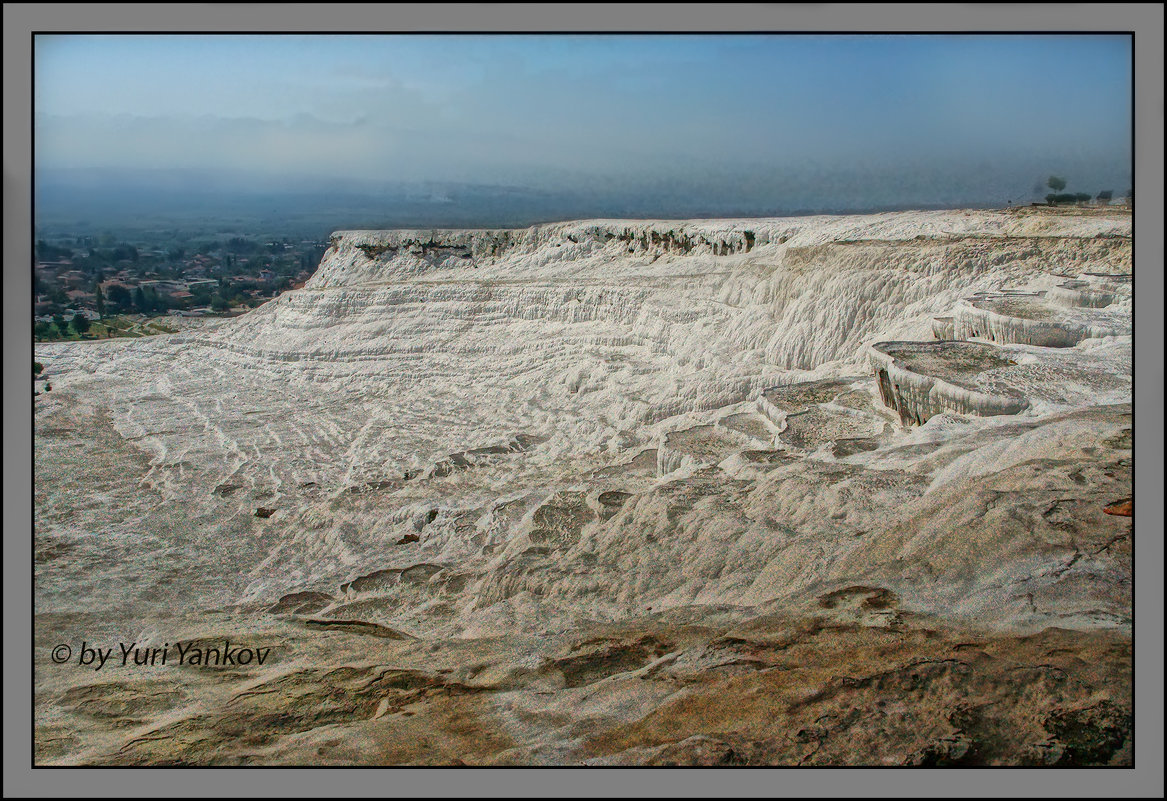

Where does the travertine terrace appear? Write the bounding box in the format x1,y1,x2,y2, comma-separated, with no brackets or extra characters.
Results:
34,207,1133,766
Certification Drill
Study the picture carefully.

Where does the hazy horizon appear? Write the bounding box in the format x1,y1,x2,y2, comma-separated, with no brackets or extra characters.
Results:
34,34,1133,230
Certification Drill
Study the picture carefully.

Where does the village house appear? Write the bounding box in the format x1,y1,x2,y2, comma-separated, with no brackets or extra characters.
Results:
139,279,186,294
59,270,91,290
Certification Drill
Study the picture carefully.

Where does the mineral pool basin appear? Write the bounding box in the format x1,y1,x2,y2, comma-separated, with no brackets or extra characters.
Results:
1083,272,1131,283
874,341,1018,393
781,406,884,450
759,377,864,412
968,296,1059,321
718,412,774,440
1048,281,1116,308
662,424,743,461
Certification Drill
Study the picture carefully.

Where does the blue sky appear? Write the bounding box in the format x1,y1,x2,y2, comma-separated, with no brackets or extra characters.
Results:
34,34,1132,205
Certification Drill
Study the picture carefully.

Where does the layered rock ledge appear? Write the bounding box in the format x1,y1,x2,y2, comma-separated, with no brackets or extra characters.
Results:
869,341,1030,424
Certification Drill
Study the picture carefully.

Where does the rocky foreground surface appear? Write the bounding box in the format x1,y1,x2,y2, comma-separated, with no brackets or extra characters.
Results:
35,206,1132,765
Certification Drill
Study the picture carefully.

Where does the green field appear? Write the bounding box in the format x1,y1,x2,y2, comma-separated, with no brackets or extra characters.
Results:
34,315,179,342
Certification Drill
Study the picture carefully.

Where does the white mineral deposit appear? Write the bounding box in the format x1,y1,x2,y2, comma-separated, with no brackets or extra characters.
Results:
34,207,1133,766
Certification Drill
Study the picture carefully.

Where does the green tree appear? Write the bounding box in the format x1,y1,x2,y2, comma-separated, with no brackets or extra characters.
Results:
106,284,131,312
52,314,68,336
71,313,90,336
144,287,164,313
1047,175,1067,193
35,321,52,339
36,240,70,262
94,283,106,318
211,294,230,313
111,244,139,263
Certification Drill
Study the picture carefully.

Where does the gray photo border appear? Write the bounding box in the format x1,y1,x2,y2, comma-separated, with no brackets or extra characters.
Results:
5,3,1163,797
